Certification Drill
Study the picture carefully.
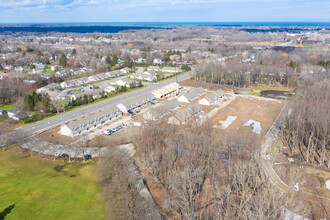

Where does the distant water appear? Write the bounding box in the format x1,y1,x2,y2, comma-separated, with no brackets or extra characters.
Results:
1,21,330,26
0,22,328,34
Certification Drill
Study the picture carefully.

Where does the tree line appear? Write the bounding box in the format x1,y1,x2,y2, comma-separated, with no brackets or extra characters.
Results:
280,73,329,168
103,122,310,219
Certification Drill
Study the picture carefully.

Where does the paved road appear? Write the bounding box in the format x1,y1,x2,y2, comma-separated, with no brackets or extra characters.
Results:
17,71,192,135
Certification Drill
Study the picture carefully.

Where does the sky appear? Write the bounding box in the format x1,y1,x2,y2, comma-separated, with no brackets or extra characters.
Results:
0,0,329,23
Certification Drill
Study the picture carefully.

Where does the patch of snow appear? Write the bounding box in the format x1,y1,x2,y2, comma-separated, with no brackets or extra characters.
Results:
326,180,330,190
214,116,237,130
243,119,262,134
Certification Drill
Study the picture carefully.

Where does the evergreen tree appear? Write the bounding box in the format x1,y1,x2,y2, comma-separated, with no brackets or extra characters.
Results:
59,54,68,67
24,94,35,111
42,93,51,112
83,94,89,104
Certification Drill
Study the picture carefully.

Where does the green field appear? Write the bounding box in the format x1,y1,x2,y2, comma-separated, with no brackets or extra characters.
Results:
0,149,105,220
0,103,15,111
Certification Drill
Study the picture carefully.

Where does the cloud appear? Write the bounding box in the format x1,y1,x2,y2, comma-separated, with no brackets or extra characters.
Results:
0,0,98,10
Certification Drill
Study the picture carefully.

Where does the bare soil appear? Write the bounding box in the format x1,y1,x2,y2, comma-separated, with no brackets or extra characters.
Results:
37,126,76,146
209,96,284,136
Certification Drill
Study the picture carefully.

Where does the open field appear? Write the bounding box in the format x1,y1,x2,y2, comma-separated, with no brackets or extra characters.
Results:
0,149,105,220
0,103,15,111
209,96,284,136
180,79,235,91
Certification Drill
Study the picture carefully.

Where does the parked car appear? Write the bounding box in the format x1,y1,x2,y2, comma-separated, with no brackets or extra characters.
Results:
131,113,137,118
103,130,113,135
128,110,134,114
54,152,60,157
61,153,69,158
84,154,92,159
134,108,140,113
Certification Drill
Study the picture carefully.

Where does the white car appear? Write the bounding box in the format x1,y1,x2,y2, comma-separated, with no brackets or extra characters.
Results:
103,130,111,135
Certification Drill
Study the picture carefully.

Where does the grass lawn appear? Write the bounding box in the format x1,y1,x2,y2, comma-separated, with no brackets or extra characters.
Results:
0,103,15,111
0,149,105,220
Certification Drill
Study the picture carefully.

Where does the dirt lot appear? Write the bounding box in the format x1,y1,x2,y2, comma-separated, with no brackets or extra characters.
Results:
37,126,76,146
88,126,141,148
209,96,284,136
179,79,235,92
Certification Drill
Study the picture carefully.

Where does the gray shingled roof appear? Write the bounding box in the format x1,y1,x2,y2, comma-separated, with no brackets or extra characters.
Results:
204,93,218,103
148,99,180,119
121,93,155,108
65,105,121,132
175,108,193,122
188,103,202,114
183,87,205,101
214,88,225,97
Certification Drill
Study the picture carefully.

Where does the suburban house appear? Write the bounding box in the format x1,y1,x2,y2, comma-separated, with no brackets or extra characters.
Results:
96,81,116,93
55,70,68,77
116,93,155,113
152,83,180,99
153,58,163,65
51,65,61,71
168,103,203,125
136,58,146,63
144,69,158,76
214,88,225,98
60,105,122,137
36,83,60,94
147,66,161,72
143,99,181,120
162,67,180,73
136,67,145,74
115,78,137,87
15,66,24,72
177,87,206,103
199,89,225,106
61,80,76,88
7,109,31,121
131,72,157,82
120,67,131,74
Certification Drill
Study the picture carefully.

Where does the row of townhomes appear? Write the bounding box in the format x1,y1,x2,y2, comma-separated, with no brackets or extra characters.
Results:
151,82,180,99
60,68,131,88
116,93,155,113
177,87,206,103
143,99,181,120
168,103,203,125
60,93,157,137
36,73,137,101
198,89,225,106
60,105,122,137
129,66,181,82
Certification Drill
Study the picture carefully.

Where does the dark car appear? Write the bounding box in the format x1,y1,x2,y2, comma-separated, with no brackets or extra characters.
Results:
84,154,92,159
61,153,69,158
128,110,134,114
